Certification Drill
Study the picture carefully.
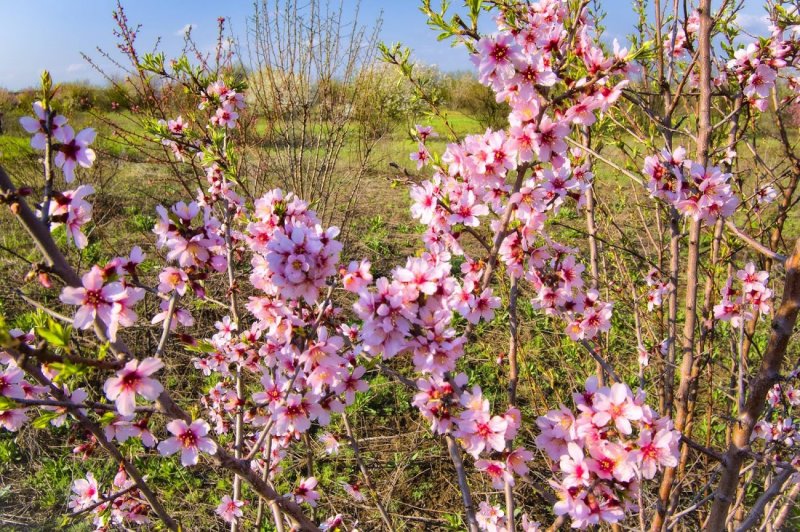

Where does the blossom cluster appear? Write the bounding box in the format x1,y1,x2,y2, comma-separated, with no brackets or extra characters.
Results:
69,469,151,528
644,267,674,312
389,1,644,525
477,501,542,532
0,329,92,431
182,188,367,500
46,184,95,249
752,368,800,471
202,79,245,129
713,262,772,327
727,40,782,111
536,377,680,528
643,147,739,225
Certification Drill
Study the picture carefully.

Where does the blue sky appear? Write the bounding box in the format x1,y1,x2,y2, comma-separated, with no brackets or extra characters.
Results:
0,0,771,90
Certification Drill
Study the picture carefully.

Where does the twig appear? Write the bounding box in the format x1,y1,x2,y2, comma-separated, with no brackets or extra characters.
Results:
445,433,479,532
724,220,787,264
735,468,793,532
342,413,394,530
579,340,620,383
71,485,138,517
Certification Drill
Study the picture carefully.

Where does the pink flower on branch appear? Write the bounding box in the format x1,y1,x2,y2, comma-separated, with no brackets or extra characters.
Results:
54,126,96,182
103,357,164,416
60,266,140,341
19,101,68,149
215,495,245,523
157,419,217,466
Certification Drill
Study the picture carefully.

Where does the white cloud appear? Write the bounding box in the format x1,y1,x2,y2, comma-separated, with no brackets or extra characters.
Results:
735,12,770,35
66,63,86,73
176,23,196,36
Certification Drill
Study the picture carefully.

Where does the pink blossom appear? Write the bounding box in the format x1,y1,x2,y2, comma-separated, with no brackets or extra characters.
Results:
19,101,68,149
507,447,533,476
744,64,777,99
103,357,164,416
0,366,25,399
48,185,95,249
60,266,125,336
632,429,679,479
319,432,340,454
0,408,27,431
68,472,100,512
167,116,187,134
560,442,591,488
591,383,643,435
54,126,96,182
157,419,217,466
158,267,189,295
342,482,366,502
215,495,245,524
342,259,372,293
455,410,508,458
293,477,320,506
475,459,514,489
410,142,430,169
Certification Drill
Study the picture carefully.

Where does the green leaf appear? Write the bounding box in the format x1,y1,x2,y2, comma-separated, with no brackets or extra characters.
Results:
183,339,216,354
32,411,61,429
35,319,71,350
48,361,86,382
0,396,18,410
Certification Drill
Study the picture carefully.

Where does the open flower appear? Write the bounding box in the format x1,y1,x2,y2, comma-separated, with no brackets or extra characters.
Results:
157,419,217,466
60,266,124,335
54,126,96,182
215,495,245,523
68,472,100,512
19,101,68,149
103,358,164,416
293,477,320,506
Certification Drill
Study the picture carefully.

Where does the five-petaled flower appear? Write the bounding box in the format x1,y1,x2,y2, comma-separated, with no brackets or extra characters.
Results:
157,419,217,466
103,357,165,416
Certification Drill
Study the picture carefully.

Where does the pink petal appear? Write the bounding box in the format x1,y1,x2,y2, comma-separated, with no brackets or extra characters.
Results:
157,437,180,456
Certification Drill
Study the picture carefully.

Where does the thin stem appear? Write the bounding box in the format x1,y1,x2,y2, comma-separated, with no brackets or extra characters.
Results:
445,433,479,532
342,413,393,530
504,276,519,532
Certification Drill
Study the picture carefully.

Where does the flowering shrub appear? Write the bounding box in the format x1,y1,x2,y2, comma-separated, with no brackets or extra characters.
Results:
2,0,800,531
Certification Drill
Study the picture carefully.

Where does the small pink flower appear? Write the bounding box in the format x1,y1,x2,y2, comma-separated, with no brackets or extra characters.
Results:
19,101,68,149
215,495,245,523
157,419,217,466
591,383,642,435
632,429,679,479
293,477,320,506
342,482,365,502
410,142,430,169
475,459,514,489
0,366,26,399
60,266,125,336
342,259,372,293
54,126,96,182
0,408,27,431
103,357,164,416
319,432,340,454
68,472,100,512
158,267,189,295
167,116,187,134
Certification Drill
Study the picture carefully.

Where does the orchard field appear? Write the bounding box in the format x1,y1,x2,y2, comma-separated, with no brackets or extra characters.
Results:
0,1,799,531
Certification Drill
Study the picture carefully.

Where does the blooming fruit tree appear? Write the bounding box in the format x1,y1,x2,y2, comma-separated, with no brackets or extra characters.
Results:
1,1,800,531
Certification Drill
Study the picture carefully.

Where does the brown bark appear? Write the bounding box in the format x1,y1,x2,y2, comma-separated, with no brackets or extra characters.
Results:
705,237,800,529
652,1,712,529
